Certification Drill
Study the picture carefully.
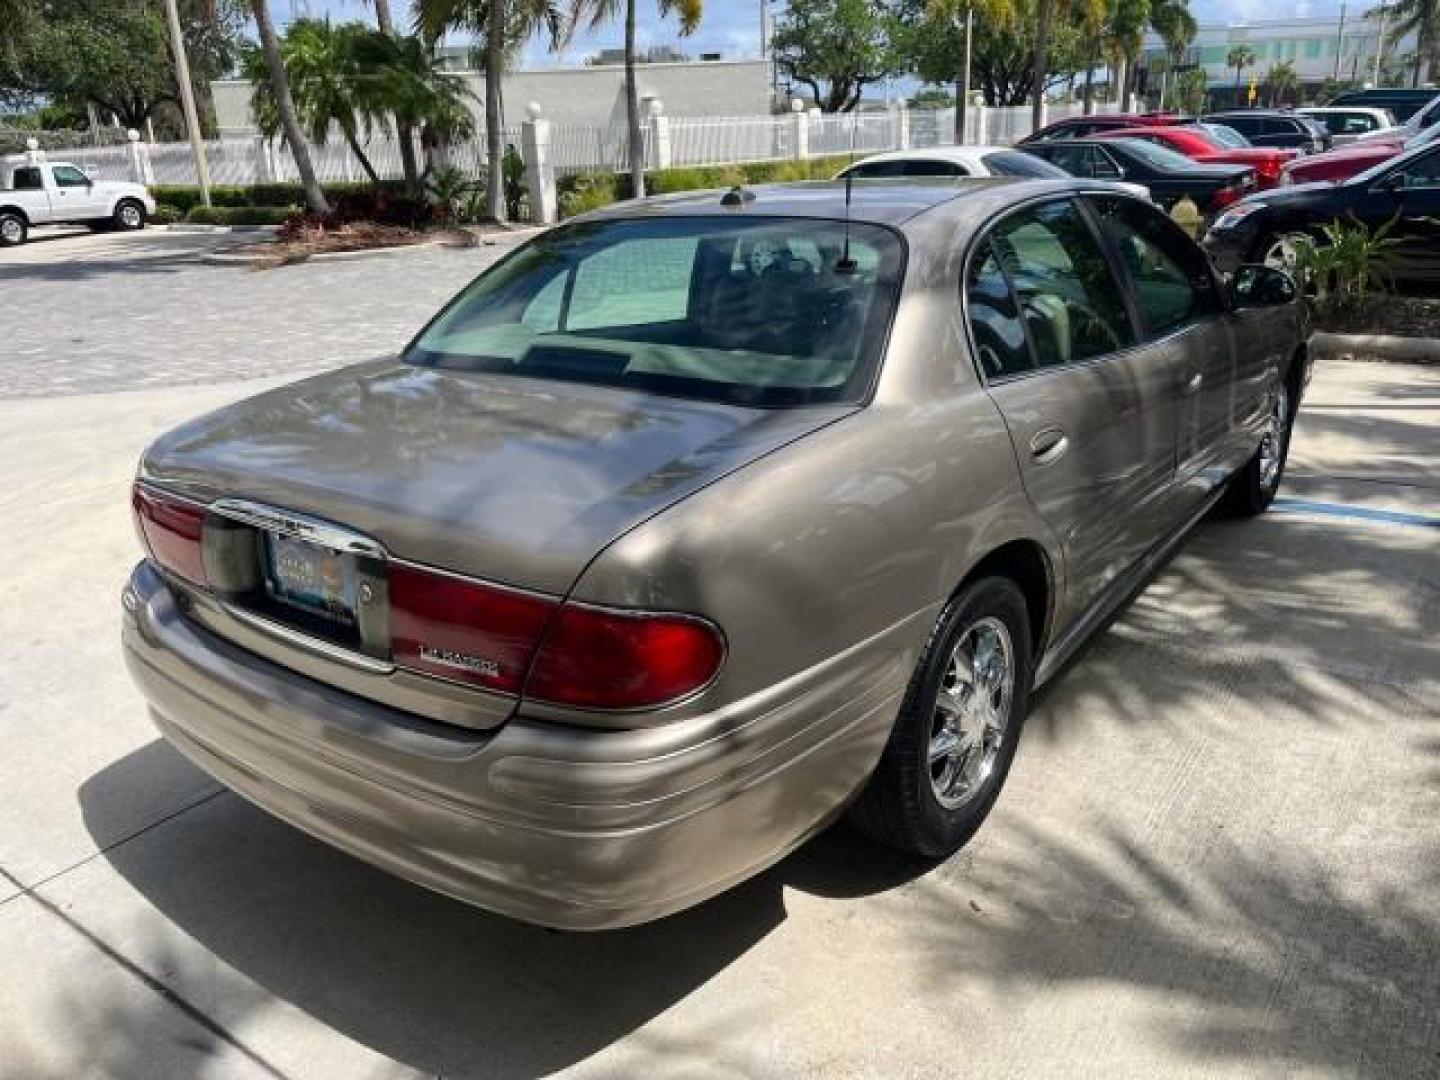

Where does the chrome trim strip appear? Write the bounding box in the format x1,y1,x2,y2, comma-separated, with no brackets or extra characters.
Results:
221,603,396,675
387,556,558,601
210,498,389,559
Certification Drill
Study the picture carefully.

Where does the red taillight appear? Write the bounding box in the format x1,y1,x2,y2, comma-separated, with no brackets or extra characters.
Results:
132,483,208,586
390,563,557,694
1213,185,1241,209
525,604,725,710
389,561,724,709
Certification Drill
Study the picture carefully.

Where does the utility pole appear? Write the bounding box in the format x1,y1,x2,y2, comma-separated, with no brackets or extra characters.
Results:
1333,1,1347,82
1373,5,1387,85
162,0,212,206
956,5,973,144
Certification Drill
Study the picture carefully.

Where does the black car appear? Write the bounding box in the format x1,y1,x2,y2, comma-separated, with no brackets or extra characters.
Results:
1020,138,1257,215
1203,140,1440,284
1203,111,1332,154
1327,87,1440,123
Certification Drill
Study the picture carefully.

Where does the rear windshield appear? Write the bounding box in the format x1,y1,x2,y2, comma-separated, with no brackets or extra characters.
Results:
982,149,1066,177
1112,138,1196,170
406,216,906,407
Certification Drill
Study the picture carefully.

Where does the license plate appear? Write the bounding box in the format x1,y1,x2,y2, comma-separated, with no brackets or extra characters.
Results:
263,532,360,627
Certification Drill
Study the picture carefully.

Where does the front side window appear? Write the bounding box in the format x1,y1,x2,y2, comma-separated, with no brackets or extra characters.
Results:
1087,195,1215,337
51,165,89,188
979,199,1136,370
407,216,906,407
965,239,1032,378
1390,148,1440,190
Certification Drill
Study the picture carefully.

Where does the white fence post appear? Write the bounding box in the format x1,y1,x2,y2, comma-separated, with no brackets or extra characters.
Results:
254,136,276,183
971,104,986,145
893,102,910,150
649,100,671,171
522,103,557,224
125,129,155,185
790,99,810,160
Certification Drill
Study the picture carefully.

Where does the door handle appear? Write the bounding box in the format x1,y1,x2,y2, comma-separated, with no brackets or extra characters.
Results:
1183,372,1204,395
1029,427,1069,465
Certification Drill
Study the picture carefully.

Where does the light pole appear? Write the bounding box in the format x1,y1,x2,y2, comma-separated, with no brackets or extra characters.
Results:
162,0,212,206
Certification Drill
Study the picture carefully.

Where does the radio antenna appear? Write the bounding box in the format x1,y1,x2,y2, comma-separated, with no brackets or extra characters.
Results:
836,171,857,274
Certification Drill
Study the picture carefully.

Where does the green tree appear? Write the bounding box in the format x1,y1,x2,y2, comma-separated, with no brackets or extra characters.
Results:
1104,0,1149,113
415,0,569,222
2,0,245,134
1175,65,1207,114
1227,42,1256,108
1373,0,1440,85
1149,0,1196,110
1266,58,1297,106
771,0,900,112
363,0,422,193
1031,0,1103,127
575,0,702,198
251,0,328,213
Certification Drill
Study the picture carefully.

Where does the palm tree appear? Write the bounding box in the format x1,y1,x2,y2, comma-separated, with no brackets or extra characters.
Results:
1032,0,1103,128
1266,59,1297,106
250,0,329,213
1375,0,1440,86
1149,0,1196,111
574,0,701,199
1227,43,1256,109
416,0,568,223
366,0,423,192
1105,0,1149,113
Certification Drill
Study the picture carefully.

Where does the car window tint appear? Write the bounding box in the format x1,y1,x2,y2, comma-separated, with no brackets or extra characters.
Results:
982,150,1065,178
51,165,88,188
1039,144,1090,176
966,238,1032,378
408,216,906,407
1394,149,1440,189
1222,116,1261,136
1088,195,1213,337
988,199,1136,368
10,167,42,190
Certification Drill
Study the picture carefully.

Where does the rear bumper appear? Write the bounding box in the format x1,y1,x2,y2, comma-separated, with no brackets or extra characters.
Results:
122,562,907,929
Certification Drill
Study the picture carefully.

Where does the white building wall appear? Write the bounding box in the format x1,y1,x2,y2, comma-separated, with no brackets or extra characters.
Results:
212,59,774,137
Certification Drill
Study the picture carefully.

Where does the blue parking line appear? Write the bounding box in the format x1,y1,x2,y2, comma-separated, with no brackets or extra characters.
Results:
1271,498,1440,529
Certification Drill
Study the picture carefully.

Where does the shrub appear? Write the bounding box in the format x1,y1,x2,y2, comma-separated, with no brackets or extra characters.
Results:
149,180,402,214
556,155,861,218
184,205,295,226
149,204,182,226
276,189,434,239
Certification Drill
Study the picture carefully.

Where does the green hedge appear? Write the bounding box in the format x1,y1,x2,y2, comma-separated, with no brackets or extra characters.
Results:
184,205,295,226
150,180,400,214
556,156,860,219
149,204,182,226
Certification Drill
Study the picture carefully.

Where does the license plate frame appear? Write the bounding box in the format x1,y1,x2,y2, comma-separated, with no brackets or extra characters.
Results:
262,530,361,629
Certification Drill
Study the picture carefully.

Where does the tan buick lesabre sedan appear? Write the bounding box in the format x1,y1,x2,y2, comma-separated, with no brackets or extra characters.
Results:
123,179,1309,929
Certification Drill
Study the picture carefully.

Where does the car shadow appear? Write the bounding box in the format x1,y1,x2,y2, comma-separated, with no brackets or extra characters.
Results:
76,739,928,1079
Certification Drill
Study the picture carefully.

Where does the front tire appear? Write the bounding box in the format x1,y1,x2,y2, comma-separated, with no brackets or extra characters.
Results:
0,211,27,247
1221,378,1295,516
113,199,146,231
848,577,1033,860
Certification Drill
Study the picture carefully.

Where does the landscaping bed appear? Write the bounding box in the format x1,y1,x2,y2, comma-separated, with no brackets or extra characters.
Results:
1310,294,1440,337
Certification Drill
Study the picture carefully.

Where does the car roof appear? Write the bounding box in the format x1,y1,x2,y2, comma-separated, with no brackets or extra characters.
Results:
838,146,1010,167
1300,106,1391,115
575,176,1124,231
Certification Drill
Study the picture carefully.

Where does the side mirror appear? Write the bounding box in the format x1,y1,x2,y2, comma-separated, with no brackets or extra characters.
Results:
1230,263,1297,308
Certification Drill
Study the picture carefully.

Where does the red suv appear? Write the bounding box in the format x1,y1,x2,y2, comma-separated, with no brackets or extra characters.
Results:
1098,125,1299,188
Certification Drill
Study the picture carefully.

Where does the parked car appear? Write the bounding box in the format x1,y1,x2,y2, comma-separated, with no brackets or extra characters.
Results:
1279,121,1440,186
1352,94,1440,142
1021,138,1257,214
834,146,1153,199
1326,86,1440,123
0,159,155,246
1202,111,1332,154
1018,112,1188,143
1297,106,1399,145
1205,139,1440,283
1096,124,1297,188
123,178,1308,929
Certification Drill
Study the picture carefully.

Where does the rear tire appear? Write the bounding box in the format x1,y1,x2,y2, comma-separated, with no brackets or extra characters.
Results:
848,576,1033,860
113,199,146,231
0,211,27,247
1221,376,1295,517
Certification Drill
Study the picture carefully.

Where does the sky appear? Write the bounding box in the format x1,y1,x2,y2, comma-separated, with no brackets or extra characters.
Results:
272,0,1359,70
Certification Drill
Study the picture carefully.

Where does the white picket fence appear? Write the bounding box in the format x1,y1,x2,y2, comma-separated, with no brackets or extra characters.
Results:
36,101,1117,190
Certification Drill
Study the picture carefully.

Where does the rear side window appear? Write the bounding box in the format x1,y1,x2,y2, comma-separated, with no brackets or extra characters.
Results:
966,240,1032,378
967,199,1135,374
1221,116,1262,137
10,167,42,190
1087,195,1217,337
847,159,968,178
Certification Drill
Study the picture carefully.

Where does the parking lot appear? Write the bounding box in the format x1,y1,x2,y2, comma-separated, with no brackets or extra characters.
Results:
0,229,1436,1079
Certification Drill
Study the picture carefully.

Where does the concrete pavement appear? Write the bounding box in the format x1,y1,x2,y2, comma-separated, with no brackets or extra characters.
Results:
0,234,1435,1079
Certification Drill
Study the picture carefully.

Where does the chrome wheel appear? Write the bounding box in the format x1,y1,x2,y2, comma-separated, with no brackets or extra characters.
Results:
118,203,143,229
1263,233,1304,272
1259,382,1290,491
929,616,1015,810
0,217,23,244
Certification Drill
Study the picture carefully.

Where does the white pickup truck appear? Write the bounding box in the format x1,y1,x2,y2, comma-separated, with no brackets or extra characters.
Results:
0,159,157,246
